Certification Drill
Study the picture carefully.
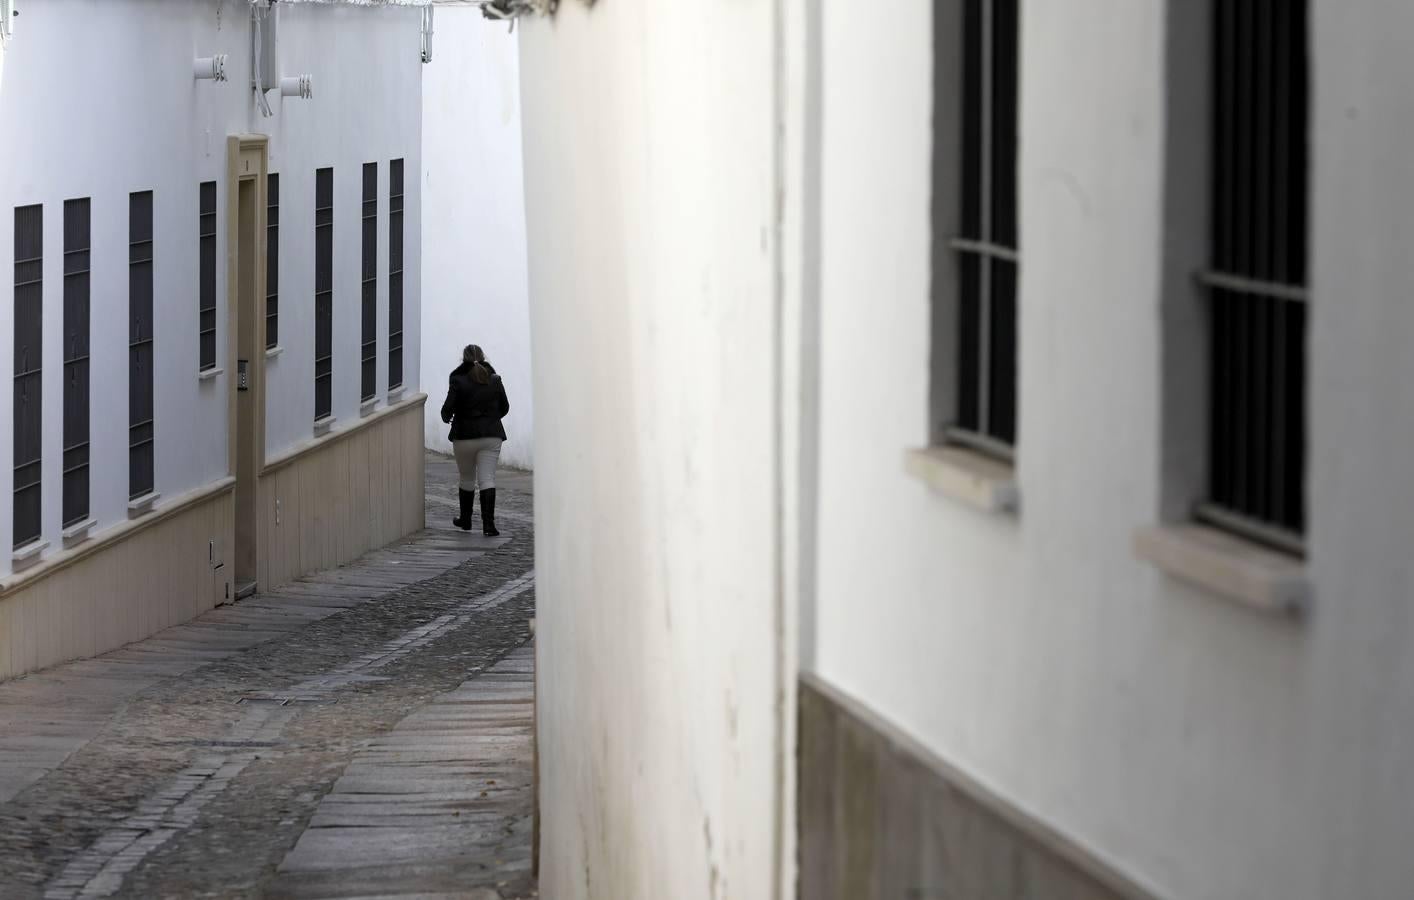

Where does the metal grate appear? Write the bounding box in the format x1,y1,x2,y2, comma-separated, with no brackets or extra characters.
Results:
130,192,156,500
63,199,92,528
361,162,378,402
314,168,334,421
13,205,43,548
953,0,1020,457
199,182,218,372
388,159,405,391
1201,0,1309,553
267,174,280,350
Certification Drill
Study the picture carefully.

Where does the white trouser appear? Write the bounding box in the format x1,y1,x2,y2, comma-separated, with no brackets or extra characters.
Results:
452,438,502,491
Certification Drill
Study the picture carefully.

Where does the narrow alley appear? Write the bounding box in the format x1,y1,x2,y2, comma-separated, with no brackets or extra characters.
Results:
0,455,537,900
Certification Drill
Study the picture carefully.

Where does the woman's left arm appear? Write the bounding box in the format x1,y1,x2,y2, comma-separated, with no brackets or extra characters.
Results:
440,381,457,424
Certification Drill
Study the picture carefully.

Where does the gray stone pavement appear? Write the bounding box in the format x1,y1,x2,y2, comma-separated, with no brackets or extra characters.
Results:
0,453,537,899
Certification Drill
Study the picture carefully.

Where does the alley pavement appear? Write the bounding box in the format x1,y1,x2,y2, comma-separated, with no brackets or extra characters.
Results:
0,454,537,900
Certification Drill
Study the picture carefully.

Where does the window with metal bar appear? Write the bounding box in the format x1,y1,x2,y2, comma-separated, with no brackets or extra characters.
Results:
63,199,91,528
13,204,43,548
952,0,1020,459
388,159,405,391
199,181,218,372
314,168,334,422
1200,0,1308,554
130,191,156,500
361,162,378,402
267,174,280,350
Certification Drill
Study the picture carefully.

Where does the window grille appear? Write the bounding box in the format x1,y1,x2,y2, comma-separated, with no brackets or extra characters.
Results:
267,174,280,349
130,191,155,500
314,167,334,421
1199,0,1309,554
952,0,1019,459
199,181,218,372
361,162,378,402
13,205,43,547
388,159,405,391
63,199,91,528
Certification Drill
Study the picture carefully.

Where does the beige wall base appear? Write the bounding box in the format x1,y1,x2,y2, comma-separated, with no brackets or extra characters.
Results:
0,484,235,682
257,395,427,593
0,395,428,684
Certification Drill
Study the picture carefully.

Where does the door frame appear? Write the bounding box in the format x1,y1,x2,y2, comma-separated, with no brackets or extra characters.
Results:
226,135,270,584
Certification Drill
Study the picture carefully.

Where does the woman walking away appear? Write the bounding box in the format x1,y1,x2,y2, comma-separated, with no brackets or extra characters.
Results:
441,344,511,535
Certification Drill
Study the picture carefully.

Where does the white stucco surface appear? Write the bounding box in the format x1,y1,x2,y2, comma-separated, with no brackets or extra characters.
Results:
519,2,784,897
0,0,422,572
420,7,533,469
808,2,1414,898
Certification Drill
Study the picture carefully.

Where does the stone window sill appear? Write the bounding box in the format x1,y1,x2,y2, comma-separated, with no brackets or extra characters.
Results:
313,416,337,437
198,367,223,382
266,345,284,360
1134,523,1310,617
12,538,49,568
904,446,1019,515
128,492,161,519
359,398,380,418
61,518,96,547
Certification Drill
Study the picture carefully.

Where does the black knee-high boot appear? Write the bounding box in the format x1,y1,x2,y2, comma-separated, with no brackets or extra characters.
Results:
480,488,499,536
453,489,475,531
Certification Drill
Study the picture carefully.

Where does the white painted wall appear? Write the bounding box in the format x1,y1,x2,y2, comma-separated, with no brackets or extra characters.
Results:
808,2,1414,898
519,2,787,897
0,0,422,574
420,8,533,470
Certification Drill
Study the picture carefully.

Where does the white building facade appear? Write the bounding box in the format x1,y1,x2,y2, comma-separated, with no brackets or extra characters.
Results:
521,1,1414,898
0,0,427,682
420,6,533,470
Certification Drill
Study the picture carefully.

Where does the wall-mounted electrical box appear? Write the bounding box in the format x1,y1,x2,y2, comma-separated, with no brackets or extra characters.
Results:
254,2,279,90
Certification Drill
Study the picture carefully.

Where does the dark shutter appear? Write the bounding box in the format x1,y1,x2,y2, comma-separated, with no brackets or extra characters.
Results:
388,159,405,391
1201,0,1309,551
267,174,280,350
130,191,155,500
953,0,1020,456
199,181,218,371
314,168,334,421
13,205,43,547
63,199,92,528
361,162,378,402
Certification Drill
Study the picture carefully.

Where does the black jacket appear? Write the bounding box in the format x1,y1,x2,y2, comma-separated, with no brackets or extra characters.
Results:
441,362,510,441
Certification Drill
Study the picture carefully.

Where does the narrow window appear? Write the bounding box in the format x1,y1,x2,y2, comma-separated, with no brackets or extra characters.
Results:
266,174,279,350
361,162,378,402
314,168,334,422
63,199,91,528
199,181,218,372
1198,0,1308,553
388,159,405,391
13,204,43,547
129,191,156,500
951,0,1020,458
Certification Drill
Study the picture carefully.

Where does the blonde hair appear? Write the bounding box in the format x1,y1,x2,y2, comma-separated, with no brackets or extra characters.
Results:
463,344,491,384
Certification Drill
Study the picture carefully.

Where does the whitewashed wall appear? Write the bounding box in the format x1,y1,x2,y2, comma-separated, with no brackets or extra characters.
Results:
519,2,787,897
420,8,533,469
0,0,422,574
808,1,1414,898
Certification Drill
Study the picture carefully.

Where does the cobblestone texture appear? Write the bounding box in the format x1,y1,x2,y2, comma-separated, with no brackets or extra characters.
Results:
0,455,537,900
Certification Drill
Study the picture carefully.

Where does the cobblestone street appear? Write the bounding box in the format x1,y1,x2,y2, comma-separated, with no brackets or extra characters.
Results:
0,454,537,900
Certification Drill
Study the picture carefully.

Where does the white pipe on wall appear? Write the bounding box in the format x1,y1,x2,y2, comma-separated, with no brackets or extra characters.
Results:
280,75,313,99
194,55,228,81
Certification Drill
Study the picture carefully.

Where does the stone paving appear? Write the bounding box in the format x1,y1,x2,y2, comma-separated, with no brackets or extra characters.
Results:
0,453,537,900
